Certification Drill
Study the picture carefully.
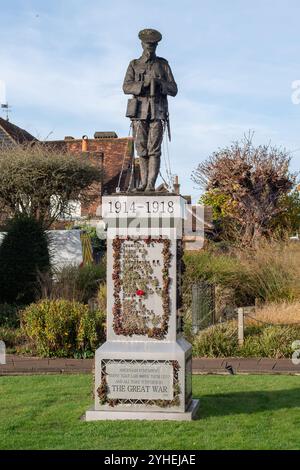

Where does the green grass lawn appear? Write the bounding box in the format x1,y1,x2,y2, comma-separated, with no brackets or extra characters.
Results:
0,374,299,450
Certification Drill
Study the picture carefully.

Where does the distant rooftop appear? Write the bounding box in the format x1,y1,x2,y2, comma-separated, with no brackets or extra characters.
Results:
0,117,36,145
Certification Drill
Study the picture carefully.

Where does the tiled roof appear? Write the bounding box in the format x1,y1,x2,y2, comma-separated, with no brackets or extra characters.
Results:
0,117,36,144
0,126,13,145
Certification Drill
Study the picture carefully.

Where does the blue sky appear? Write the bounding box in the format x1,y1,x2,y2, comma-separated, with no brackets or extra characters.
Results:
1,0,300,200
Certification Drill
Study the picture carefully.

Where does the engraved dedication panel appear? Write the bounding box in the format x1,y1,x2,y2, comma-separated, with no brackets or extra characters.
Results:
112,237,172,339
105,360,173,400
120,239,164,327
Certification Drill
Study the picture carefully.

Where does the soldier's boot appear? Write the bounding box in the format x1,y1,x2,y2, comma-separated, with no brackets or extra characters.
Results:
145,156,160,192
134,156,148,191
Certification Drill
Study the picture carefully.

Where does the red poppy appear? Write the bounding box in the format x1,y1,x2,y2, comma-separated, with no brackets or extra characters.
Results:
136,289,145,296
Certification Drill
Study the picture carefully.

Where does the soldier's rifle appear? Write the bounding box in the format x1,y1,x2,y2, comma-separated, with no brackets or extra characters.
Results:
149,77,171,142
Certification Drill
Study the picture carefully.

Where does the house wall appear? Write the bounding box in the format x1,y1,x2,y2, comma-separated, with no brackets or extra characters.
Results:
47,137,134,220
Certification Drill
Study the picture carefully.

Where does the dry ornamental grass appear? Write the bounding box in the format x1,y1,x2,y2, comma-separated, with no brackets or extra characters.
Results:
247,301,300,326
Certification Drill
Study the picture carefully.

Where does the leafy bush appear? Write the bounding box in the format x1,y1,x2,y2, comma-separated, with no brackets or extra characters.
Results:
192,320,300,358
0,216,50,305
21,299,105,357
97,283,107,313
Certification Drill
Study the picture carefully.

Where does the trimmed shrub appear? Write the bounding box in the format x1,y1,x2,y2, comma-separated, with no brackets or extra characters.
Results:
0,143,102,229
21,299,105,357
0,216,50,304
192,320,300,358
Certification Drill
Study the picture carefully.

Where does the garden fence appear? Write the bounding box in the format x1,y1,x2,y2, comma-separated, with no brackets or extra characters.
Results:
192,281,215,333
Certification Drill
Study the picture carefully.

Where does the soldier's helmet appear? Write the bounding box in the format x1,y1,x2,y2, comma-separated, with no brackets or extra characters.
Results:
138,29,162,43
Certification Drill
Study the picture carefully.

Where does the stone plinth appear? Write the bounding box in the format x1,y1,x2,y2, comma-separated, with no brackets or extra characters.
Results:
85,194,199,421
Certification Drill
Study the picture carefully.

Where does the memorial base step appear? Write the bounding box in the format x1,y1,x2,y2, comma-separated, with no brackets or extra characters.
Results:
84,399,200,421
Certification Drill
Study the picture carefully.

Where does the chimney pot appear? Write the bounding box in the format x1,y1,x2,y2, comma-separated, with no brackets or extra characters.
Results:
82,135,88,152
173,175,180,195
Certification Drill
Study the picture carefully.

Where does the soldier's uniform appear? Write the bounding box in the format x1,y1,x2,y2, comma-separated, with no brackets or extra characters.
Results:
123,29,177,191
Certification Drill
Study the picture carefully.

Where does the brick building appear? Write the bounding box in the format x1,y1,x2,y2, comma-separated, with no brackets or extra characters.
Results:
44,132,135,221
0,118,135,222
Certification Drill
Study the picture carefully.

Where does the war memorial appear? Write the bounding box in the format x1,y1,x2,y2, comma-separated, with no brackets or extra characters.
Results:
85,29,200,421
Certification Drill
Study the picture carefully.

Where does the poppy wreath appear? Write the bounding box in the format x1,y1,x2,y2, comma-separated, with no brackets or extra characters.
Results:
112,236,172,339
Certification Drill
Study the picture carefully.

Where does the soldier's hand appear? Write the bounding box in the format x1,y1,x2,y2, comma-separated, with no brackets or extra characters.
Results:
156,79,167,94
153,78,164,91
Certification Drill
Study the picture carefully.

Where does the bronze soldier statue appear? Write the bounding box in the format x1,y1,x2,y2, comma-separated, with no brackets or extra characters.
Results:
123,29,178,192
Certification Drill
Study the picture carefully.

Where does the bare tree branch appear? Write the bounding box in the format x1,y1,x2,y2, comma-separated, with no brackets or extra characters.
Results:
192,135,297,245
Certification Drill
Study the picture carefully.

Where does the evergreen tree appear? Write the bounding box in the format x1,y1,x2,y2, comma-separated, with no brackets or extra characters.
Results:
0,216,50,304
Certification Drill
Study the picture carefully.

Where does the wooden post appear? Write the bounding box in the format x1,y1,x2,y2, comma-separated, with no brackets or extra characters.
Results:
238,308,244,347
